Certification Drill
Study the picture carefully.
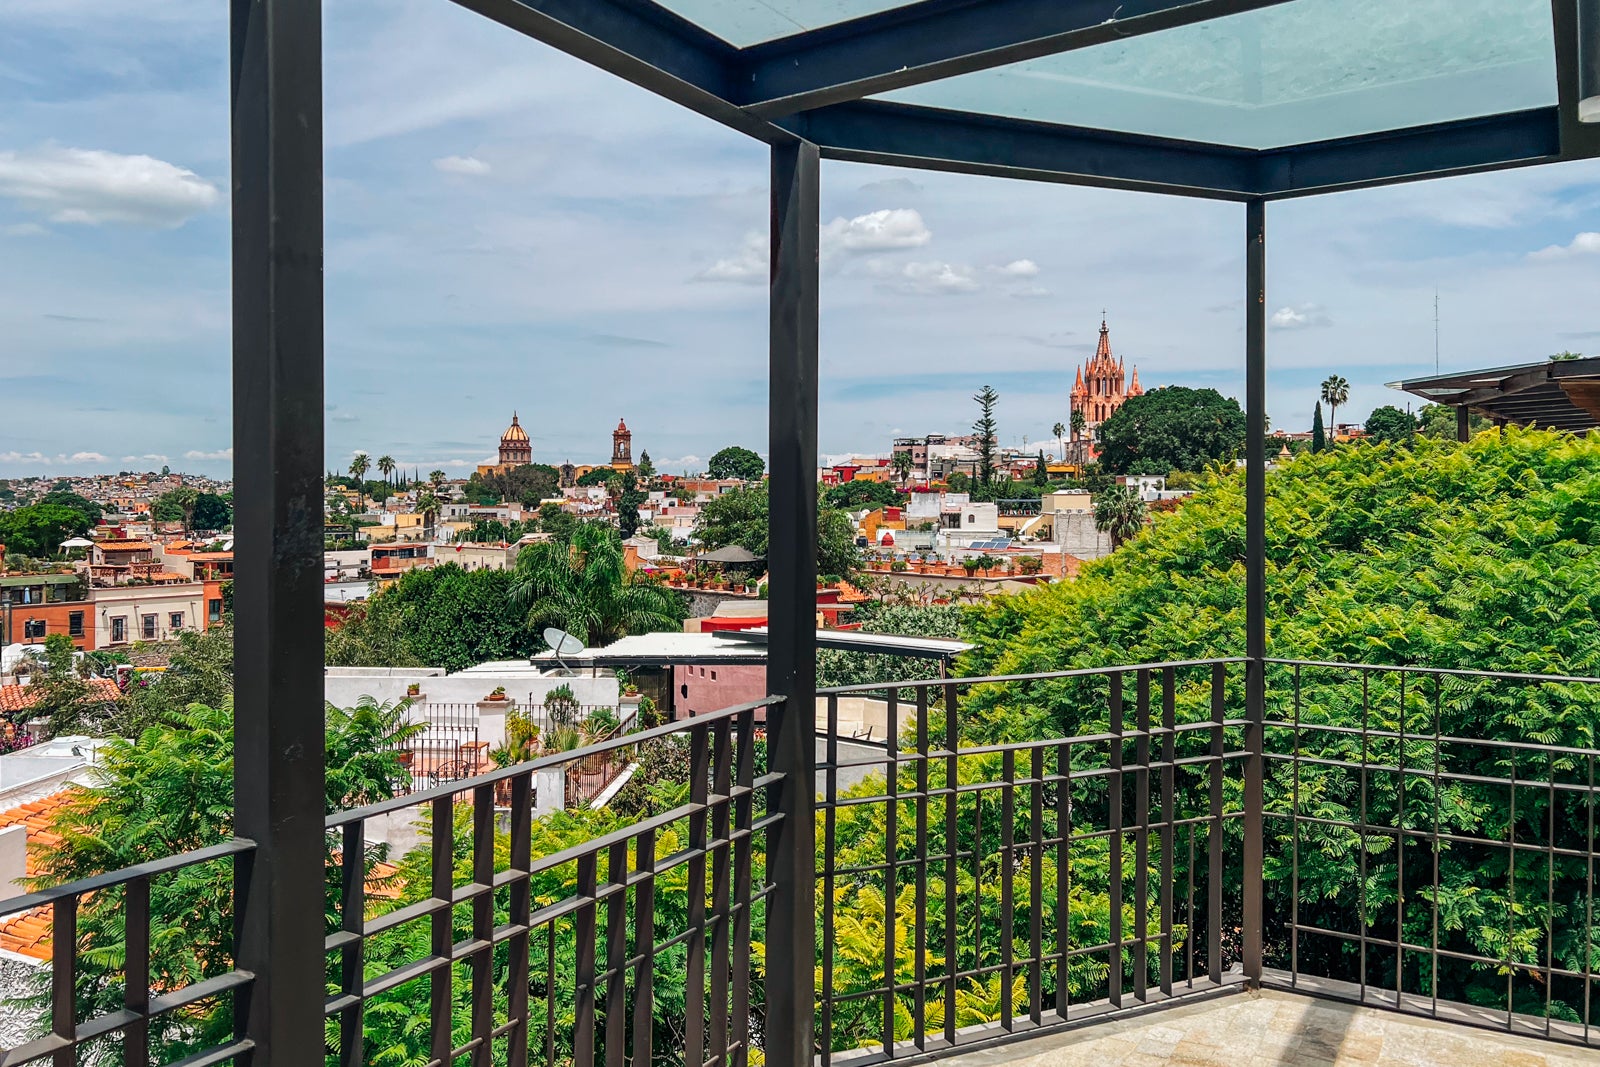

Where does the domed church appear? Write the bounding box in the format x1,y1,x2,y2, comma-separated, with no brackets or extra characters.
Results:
476,412,534,476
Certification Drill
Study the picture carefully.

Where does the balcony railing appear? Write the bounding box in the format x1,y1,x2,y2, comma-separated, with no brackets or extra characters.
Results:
4,660,1600,1064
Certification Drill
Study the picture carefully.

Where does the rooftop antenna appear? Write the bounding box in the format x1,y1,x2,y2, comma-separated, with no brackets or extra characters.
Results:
542,627,586,676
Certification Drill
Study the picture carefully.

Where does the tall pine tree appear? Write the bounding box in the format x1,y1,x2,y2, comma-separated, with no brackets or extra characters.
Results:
1311,401,1327,452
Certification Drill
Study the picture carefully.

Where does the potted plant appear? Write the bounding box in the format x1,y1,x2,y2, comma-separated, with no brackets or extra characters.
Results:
406,682,421,698
485,686,508,702
961,557,981,577
890,559,908,573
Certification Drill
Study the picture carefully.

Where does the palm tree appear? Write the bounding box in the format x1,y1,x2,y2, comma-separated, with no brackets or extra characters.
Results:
429,470,447,496
416,490,440,541
349,453,370,511
1093,484,1148,550
1320,376,1350,442
891,449,914,486
1071,408,1087,440
1052,421,1066,444
376,455,396,497
510,523,684,647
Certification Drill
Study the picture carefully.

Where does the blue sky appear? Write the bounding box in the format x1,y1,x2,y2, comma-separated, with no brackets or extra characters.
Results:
3,0,1599,479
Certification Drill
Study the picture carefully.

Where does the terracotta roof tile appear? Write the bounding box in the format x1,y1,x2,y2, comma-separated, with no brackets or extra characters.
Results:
0,679,122,715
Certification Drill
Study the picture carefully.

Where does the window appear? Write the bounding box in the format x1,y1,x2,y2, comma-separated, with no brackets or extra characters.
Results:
69,612,84,637
111,616,127,643
142,614,157,640
22,619,45,640
170,611,185,632
209,599,223,624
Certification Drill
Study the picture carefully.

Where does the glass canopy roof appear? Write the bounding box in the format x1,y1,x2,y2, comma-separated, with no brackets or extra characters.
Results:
876,0,1557,149
652,0,918,48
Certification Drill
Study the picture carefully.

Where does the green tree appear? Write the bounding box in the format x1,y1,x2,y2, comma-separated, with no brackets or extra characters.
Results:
1362,405,1416,445
191,492,232,532
972,385,999,489
376,454,395,492
429,469,447,496
823,480,901,511
27,697,419,1062
1096,387,1247,475
1033,449,1048,486
152,486,200,535
1418,403,1491,440
1071,408,1087,441
37,490,101,526
1092,484,1147,549
707,446,765,482
574,467,617,490
539,501,579,543
694,483,860,579
1320,375,1350,436
349,453,371,509
1311,401,1327,452
617,470,646,538
1052,421,1065,443
891,449,914,486
962,428,1600,1019
327,564,534,672
637,450,657,482
415,490,441,539
511,524,686,647
467,463,560,507
0,503,92,557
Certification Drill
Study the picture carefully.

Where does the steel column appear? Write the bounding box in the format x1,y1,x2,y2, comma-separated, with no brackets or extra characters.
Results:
230,0,327,1061
766,139,821,1067
1242,199,1266,984
1457,406,1471,443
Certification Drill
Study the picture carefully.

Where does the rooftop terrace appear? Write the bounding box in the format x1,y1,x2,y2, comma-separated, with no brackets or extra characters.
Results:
4,0,1600,1065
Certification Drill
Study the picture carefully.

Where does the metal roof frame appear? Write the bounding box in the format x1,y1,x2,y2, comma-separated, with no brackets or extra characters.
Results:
450,0,1600,199
1390,356,1600,431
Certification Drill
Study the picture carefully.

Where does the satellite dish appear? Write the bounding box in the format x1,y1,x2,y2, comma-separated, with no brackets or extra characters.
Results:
542,627,586,675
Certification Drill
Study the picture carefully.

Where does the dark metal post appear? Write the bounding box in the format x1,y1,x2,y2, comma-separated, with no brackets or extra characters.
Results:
766,138,820,1067
1456,406,1470,443
230,0,327,1060
1242,199,1266,984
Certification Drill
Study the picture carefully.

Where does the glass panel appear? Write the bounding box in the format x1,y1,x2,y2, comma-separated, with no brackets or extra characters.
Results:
652,0,917,47
878,0,1556,149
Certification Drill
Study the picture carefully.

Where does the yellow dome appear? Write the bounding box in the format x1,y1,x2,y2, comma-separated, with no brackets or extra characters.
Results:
501,413,529,443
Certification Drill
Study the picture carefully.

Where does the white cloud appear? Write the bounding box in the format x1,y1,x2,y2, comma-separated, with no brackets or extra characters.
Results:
0,146,219,227
990,259,1040,278
433,154,491,176
1529,232,1600,261
0,451,109,465
1269,304,1332,330
184,448,233,461
654,455,703,472
870,259,980,295
2,222,48,237
820,208,931,253
698,209,936,285
121,454,170,464
696,231,767,285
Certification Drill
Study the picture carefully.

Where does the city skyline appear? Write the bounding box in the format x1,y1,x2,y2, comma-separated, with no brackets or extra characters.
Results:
4,0,1600,480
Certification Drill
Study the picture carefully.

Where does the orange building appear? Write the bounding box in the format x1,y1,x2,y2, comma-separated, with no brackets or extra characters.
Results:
1069,318,1143,436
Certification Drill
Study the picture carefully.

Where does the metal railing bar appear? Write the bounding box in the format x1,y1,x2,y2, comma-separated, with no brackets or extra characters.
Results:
328,696,786,827
817,658,1249,696
0,838,256,916
1266,658,1600,686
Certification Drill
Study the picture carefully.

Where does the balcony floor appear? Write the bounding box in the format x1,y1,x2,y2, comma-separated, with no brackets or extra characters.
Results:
936,988,1592,1067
